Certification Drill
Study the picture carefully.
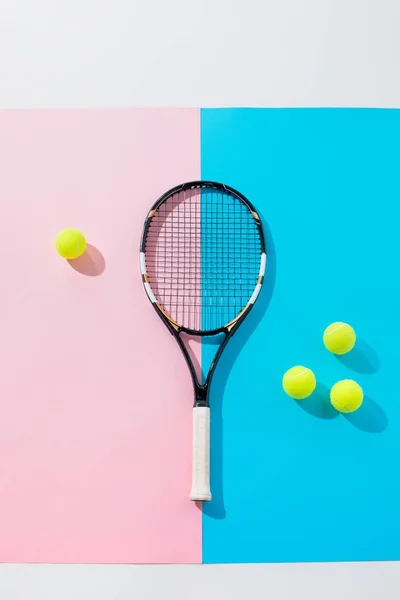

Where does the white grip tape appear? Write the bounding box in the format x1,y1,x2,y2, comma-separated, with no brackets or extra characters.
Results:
190,406,211,502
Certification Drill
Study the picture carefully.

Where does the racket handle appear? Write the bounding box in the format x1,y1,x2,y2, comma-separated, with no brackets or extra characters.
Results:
190,406,211,502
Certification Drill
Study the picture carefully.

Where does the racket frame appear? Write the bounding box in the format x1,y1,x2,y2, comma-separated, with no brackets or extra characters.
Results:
140,181,266,499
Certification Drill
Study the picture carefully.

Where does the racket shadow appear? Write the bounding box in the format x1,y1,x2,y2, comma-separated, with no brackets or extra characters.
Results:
203,216,276,520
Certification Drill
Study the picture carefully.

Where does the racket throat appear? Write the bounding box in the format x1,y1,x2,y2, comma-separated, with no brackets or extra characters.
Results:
194,384,208,408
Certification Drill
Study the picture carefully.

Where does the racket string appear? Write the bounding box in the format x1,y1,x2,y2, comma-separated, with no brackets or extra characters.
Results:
144,186,262,332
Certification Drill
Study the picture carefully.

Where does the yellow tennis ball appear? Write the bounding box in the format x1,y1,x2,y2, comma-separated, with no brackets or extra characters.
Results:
330,379,363,413
55,228,86,259
323,322,356,355
282,366,316,400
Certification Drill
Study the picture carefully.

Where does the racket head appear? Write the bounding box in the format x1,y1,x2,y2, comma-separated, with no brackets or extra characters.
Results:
140,181,266,335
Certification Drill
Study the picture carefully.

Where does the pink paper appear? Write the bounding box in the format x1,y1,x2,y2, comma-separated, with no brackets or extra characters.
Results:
145,188,201,330
0,109,201,563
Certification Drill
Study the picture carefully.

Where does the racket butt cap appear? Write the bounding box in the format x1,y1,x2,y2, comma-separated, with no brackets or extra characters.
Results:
190,490,212,502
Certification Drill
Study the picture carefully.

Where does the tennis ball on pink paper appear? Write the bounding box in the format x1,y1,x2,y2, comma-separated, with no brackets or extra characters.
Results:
55,229,86,259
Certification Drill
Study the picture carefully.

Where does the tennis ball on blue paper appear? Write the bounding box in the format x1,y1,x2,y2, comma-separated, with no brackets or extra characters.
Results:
330,379,363,413
323,322,356,355
282,366,316,400
55,228,86,259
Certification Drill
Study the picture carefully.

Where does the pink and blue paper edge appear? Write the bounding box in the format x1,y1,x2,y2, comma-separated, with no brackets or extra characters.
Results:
0,107,399,564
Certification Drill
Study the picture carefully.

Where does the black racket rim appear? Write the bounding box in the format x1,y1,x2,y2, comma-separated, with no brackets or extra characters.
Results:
140,180,266,254
140,180,266,336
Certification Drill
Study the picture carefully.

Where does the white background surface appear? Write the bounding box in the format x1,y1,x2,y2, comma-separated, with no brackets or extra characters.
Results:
0,0,400,108
0,0,400,597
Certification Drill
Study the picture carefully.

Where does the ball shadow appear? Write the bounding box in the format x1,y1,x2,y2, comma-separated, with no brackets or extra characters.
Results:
336,339,380,374
67,244,106,276
344,395,388,433
295,382,339,420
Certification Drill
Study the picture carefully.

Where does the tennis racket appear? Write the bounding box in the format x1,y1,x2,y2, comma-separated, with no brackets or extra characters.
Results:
140,181,266,502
